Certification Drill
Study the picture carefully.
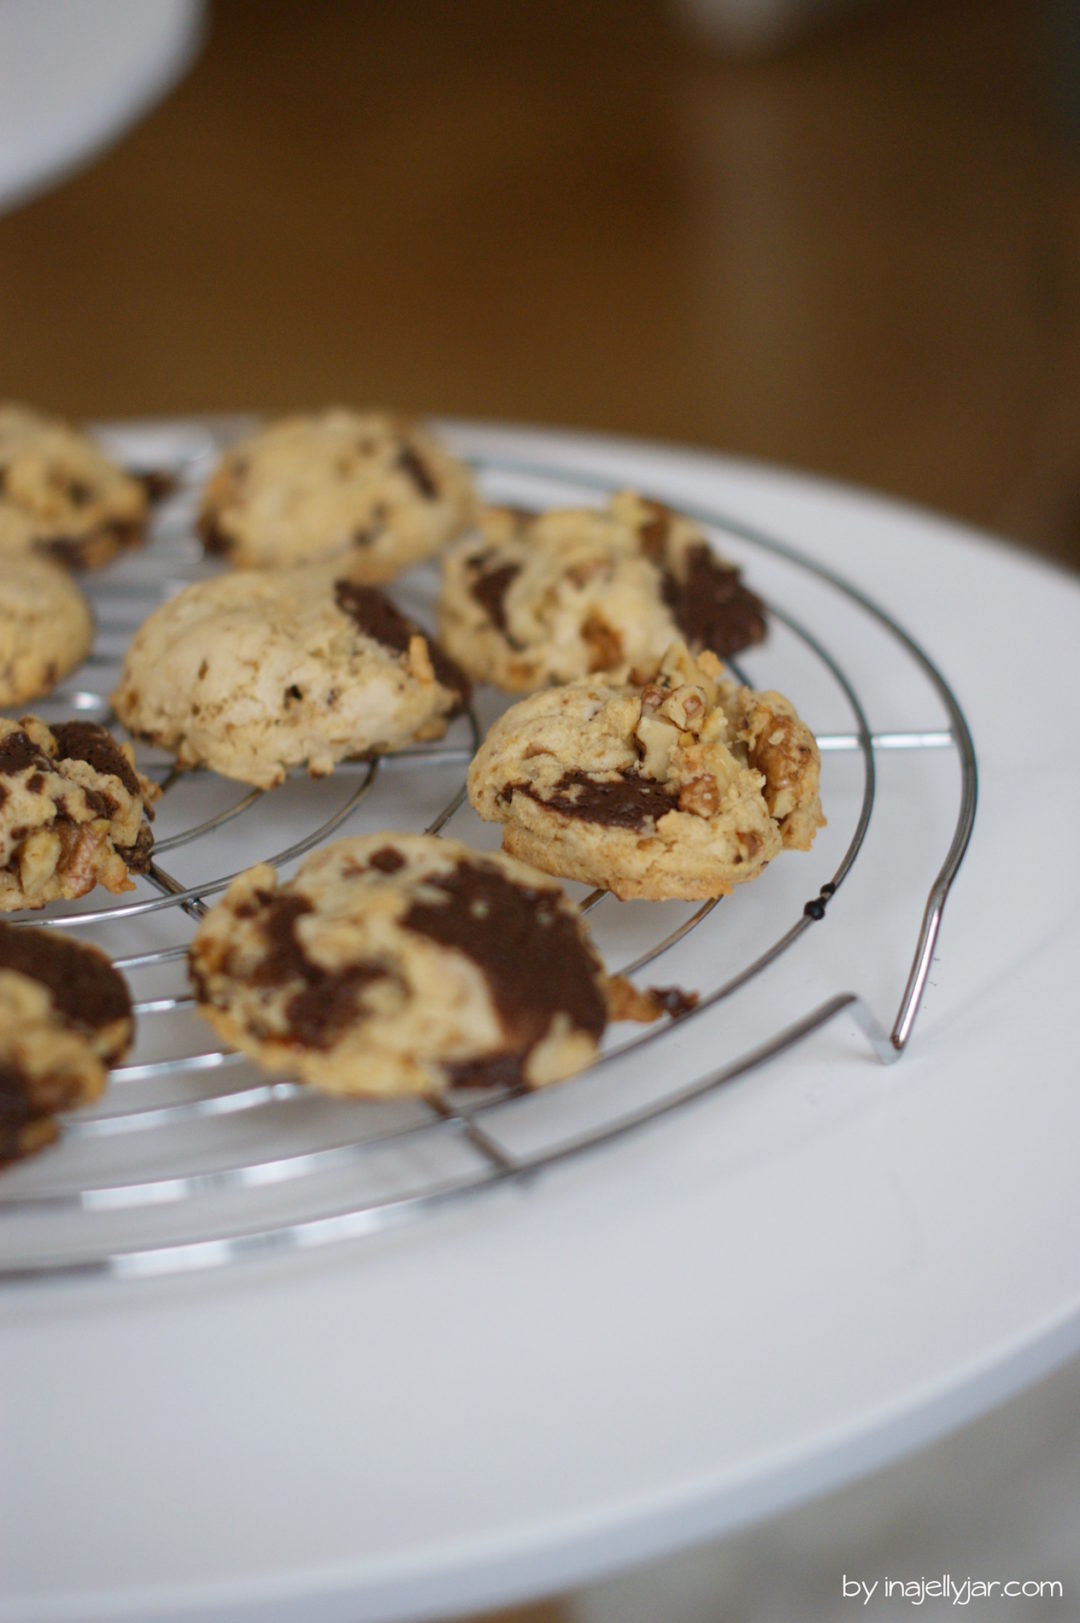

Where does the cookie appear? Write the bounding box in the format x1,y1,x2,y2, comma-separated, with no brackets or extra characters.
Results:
438,490,766,692
189,834,675,1097
199,409,478,578
0,556,94,706
0,922,132,1163
0,718,158,912
468,643,824,901
112,568,471,789
0,402,148,569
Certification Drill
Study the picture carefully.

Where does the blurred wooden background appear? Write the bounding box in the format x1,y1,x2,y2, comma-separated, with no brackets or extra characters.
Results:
2,0,1079,571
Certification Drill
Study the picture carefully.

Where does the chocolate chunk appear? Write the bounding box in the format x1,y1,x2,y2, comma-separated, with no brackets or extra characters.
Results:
637,509,671,561
369,847,405,873
243,890,387,1048
0,922,132,1034
133,469,179,503
521,769,679,831
116,821,154,873
67,479,93,507
442,1052,527,1091
647,985,699,1018
0,1061,56,1164
249,893,315,987
199,515,233,555
0,731,53,777
469,560,521,637
661,544,766,658
284,963,387,1049
40,536,86,567
333,581,471,710
50,722,143,798
402,861,606,1067
397,445,438,499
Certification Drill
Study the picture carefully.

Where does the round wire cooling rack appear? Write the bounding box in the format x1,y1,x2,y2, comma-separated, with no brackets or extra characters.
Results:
0,422,977,1285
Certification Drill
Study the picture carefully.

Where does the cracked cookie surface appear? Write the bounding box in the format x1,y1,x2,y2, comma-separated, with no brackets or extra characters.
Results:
0,556,94,706
112,568,470,788
189,834,660,1097
0,921,132,1162
468,644,824,900
0,402,148,569
0,718,157,912
438,491,766,692
199,408,479,578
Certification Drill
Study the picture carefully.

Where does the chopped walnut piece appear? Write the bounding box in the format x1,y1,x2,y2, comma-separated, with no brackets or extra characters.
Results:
660,684,707,733
406,633,436,683
678,775,721,816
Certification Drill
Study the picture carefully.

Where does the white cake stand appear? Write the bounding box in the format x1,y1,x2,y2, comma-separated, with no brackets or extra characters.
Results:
1,421,1077,1623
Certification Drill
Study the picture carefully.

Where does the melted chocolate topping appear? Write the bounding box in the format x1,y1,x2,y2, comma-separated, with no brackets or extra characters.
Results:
402,861,606,1062
246,890,387,1049
333,581,470,710
524,769,679,831
661,544,766,658
647,985,699,1018
442,1052,529,1091
0,1061,41,1163
199,515,233,555
369,847,405,873
133,469,179,503
117,822,154,873
51,722,143,798
0,922,132,1033
397,445,438,498
0,731,52,778
469,560,521,637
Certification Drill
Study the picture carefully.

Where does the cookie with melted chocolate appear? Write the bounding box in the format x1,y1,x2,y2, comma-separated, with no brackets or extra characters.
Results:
0,922,132,1163
198,408,478,579
188,834,672,1097
0,717,158,912
438,490,766,693
469,642,824,901
0,402,148,570
112,566,468,788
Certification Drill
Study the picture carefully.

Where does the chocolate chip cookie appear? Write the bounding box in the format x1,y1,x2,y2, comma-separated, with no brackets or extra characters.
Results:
438,491,766,692
0,922,132,1162
0,555,94,706
199,408,478,578
468,643,824,900
0,718,158,911
189,834,670,1096
112,567,470,789
0,402,148,569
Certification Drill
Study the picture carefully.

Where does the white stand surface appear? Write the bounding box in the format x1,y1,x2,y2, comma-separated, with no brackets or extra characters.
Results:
0,0,203,215
1,425,1078,1623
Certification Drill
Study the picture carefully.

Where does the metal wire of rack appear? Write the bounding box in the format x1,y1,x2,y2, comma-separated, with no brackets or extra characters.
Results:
0,425,977,1285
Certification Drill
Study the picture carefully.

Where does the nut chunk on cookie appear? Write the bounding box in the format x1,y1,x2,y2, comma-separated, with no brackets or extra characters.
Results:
0,718,158,912
0,402,148,569
0,923,133,1163
438,491,766,693
189,835,673,1097
112,568,471,789
0,556,94,706
199,408,478,579
468,644,824,901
